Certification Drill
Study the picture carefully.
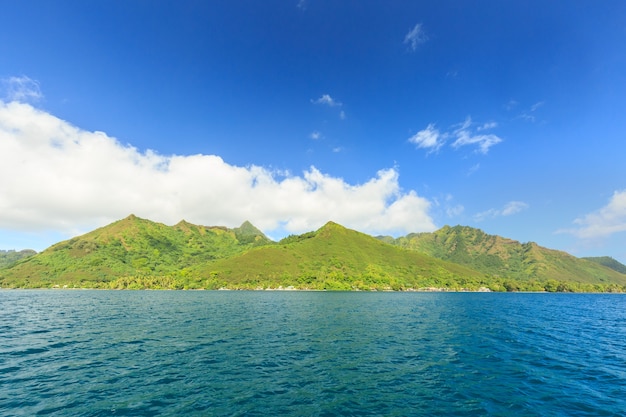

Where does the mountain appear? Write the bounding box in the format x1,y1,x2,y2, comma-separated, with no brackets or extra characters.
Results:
582,256,626,274
381,225,626,290
1,218,625,292
233,220,273,246
187,221,486,290
0,249,37,269
0,215,272,288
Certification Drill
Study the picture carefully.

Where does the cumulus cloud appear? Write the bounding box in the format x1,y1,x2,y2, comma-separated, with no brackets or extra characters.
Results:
404,23,428,51
411,117,502,155
1,76,43,103
474,201,529,222
565,191,626,239
0,101,437,240
408,123,443,152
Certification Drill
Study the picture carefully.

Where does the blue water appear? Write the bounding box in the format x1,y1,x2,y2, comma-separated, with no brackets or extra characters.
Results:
1,291,625,416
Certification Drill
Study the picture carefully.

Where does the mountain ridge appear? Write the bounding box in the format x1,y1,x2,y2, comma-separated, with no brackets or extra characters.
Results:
379,225,626,289
1,216,624,291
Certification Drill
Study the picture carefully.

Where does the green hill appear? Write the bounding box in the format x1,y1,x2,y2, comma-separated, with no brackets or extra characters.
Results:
582,256,626,274
188,221,487,290
2,217,625,292
381,225,626,291
0,249,37,269
0,215,272,288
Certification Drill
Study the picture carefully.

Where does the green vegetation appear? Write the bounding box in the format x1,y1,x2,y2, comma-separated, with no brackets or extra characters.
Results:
0,215,272,288
380,225,626,290
187,221,487,291
0,249,36,269
1,217,625,292
582,256,626,274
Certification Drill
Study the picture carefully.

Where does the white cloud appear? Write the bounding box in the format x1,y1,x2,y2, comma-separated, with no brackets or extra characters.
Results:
312,94,345,120
404,23,428,51
408,123,443,152
452,131,502,154
505,99,518,111
530,101,544,112
310,131,322,140
502,201,530,216
0,101,437,241
451,117,502,154
467,163,480,176
512,100,545,123
1,76,43,103
446,204,464,217
566,191,626,239
477,122,497,131
312,94,342,107
413,117,502,155
474,201,529,222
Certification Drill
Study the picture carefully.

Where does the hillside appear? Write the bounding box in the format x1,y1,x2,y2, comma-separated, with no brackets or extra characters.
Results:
381,225,626,290
0,215,272,288
188,221,487,290
582,256,626,274
0,249,37,269
2,218,625,292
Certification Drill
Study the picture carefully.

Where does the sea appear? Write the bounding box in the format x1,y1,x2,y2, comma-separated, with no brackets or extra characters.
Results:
1,290,625,416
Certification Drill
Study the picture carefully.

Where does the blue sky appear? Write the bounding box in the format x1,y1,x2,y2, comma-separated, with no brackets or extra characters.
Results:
1,1,626,263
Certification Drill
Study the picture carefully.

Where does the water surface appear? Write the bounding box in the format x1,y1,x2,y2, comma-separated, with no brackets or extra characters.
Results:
1,291,625,416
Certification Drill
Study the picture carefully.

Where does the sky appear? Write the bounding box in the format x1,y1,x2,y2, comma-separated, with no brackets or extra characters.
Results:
1,1,626,263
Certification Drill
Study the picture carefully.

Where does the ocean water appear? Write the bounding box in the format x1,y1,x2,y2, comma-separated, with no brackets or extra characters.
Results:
1,291,625,416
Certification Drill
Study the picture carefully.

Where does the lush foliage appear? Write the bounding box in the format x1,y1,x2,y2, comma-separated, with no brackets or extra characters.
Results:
0,249,36,269
381,225,626,288
1,217,625,292
582,256,626,274
0,215,270,288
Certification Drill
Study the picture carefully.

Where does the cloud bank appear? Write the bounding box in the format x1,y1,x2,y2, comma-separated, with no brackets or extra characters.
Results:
0,101,436,239
567,191,626,239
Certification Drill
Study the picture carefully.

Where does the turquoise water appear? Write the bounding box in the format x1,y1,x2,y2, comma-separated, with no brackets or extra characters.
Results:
1,291,625,416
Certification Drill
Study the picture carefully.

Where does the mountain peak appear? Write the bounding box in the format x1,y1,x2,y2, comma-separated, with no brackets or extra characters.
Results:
234,221,271,245
319,221,344,230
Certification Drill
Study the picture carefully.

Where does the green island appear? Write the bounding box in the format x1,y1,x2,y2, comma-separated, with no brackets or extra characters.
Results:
1,215,625,292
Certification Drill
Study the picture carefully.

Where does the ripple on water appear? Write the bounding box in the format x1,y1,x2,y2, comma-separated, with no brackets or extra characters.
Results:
1,291,625,416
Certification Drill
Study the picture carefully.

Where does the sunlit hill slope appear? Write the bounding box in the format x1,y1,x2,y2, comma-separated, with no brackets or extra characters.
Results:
379,225,626,290
1,216,625,291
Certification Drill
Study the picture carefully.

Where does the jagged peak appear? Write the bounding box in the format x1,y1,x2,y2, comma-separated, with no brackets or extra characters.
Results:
175,219,194,227
234,220,271,244
319,221,344,230
235,220,263,234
